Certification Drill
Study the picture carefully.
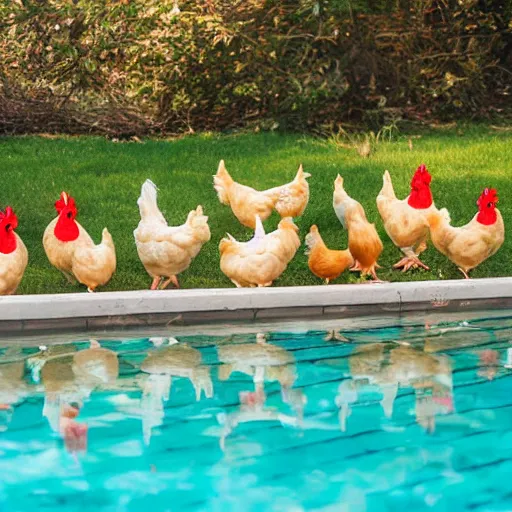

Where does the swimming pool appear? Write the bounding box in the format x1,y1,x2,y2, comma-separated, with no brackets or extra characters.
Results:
1,310,512,511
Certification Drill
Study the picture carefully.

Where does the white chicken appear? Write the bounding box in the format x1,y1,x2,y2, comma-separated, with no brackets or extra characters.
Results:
134,180,211,289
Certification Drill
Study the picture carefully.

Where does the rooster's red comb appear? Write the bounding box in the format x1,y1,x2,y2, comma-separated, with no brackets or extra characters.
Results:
55,192,77,214
0,207,18,229
412,163,431,184
477,187,498,208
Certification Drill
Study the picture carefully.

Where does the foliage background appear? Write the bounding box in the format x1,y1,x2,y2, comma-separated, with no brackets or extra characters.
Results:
0,0,511,136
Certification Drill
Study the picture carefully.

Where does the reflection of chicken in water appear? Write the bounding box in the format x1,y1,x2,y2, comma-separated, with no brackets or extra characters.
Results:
27,341,119,452
477,349,500,381
217,334,305,450
217,333,296,393
336,343,453,432
218,388,300,452
139,340,213,445
0,349,29,431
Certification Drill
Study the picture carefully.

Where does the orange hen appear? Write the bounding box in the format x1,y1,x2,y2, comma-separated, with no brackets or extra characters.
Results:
333,175,383,281
305,225,354,284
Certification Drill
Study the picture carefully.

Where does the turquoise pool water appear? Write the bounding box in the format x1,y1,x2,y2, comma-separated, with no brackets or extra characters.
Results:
1,312,512,511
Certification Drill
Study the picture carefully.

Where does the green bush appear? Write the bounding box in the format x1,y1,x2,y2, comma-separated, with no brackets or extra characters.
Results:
0,0,510,136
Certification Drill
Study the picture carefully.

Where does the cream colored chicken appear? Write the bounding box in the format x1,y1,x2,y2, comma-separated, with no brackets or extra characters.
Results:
333,175,383,280
134,179,210,290
0,207,28,295
377,165,437,271
43,192,116,292
427,188,504,278
214,160,311,228
219,215,300,287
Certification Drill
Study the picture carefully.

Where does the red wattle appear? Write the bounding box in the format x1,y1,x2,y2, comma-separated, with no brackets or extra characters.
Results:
407,187,433,209
0,232,16,254
477,209,497,226
54,216,79,242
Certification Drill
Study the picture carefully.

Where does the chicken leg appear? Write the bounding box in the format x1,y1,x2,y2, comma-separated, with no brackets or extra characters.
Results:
150,277,161,290
160,275,180,289
61,270,76,285
458,267,470,279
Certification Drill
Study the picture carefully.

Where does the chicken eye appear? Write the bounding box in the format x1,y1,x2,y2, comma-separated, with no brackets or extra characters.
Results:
5,223,10,231
67,212,73,219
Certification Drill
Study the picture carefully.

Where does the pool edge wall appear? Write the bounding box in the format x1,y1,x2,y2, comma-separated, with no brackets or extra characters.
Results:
1,278,512,334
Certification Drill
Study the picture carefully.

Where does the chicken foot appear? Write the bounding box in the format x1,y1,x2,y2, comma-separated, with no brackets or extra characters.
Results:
350,261,385,282
393,246,429,272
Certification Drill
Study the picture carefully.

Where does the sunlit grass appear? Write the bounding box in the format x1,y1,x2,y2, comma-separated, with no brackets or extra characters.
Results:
1,124,511,294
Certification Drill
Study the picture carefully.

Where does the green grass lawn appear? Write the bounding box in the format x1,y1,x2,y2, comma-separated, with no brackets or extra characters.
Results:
1,125,511,294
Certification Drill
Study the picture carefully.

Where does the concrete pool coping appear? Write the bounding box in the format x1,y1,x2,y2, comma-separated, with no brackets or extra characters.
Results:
1,277,512,334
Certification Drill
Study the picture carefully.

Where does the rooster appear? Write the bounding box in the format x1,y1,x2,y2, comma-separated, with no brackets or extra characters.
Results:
333,175,383,281
0,207,28,295
219,215,300,287
305,225,354,284
427,188,504,278
43,192,116,292
214,160,311,228
134,179,210,289
377,164,437,271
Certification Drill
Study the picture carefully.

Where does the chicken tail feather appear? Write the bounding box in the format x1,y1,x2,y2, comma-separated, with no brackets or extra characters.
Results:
138,179,166,223
213,160,234,205
380,170,397,200
304,225,323,256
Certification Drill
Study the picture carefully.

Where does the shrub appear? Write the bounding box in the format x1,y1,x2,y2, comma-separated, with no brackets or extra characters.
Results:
0,0,510,136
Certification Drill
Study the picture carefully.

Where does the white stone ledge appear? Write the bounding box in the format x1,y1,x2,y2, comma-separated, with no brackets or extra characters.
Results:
0,277,511,323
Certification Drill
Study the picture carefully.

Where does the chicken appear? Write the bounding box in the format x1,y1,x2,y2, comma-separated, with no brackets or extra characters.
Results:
305,224,354,284
219,215,300,287
0,207,28,295
427,188,504,278
333,175,383,280
43,192,116,292
213,160,311,228
377,164,437,271
134,179,211,290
